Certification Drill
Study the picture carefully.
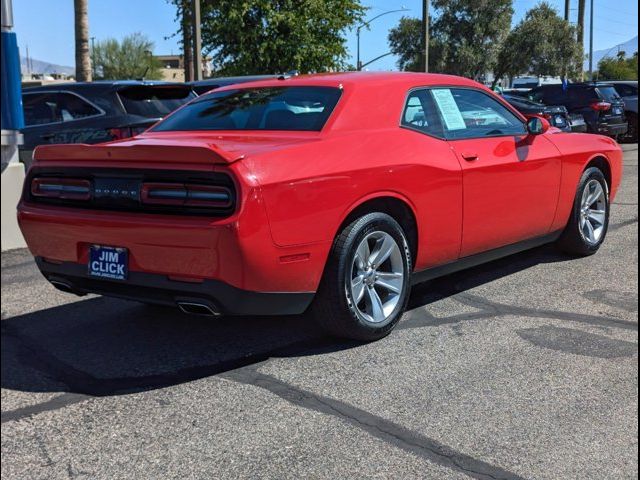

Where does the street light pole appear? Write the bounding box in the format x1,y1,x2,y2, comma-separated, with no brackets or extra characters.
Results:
356,25,361,71
422,0,429,72
589,0,594,80
356,7,409,71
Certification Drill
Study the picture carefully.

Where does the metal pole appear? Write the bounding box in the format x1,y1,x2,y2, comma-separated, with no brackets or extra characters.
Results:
589,0,594,80
356,27,361,71
564,0,570,21
192,0,202,80
356,8,408,72
423,0,429,72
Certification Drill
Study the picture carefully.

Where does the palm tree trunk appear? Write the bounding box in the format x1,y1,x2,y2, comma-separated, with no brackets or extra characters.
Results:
74,0,92,81
577,0,586,80
182,0,194,82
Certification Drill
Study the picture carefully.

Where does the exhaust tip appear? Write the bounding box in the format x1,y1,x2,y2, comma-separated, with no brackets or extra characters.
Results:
176,301,220,316
49,279,75,294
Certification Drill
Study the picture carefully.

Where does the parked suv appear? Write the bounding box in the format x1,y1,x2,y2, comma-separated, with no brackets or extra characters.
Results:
609,81,638,143
501,93,582,132
20,81,196,166
529,82,628,139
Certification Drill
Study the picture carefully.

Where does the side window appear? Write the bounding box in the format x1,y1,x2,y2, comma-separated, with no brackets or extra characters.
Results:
401,89,445,138
430,88,526,140
22,92,101,127
613,84,636,97
55,93,101,121
23,93,61,126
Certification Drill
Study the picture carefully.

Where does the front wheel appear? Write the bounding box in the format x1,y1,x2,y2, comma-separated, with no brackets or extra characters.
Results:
312,212,412,341
557,167,610,256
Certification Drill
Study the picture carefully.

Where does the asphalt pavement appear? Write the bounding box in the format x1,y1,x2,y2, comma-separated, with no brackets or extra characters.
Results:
2,145,637,479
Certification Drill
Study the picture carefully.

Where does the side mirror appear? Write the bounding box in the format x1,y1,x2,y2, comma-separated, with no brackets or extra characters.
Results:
526,116,551,135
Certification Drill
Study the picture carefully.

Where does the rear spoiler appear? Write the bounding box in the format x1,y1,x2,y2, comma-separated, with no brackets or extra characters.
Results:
33,139,242,165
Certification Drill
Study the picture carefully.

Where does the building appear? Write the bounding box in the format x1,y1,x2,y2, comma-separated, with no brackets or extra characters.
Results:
155,54,212,82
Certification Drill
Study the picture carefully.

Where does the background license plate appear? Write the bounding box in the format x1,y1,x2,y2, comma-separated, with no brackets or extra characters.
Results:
89,246,128,280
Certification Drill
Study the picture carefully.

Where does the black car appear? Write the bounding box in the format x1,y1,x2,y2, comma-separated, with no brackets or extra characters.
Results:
188,75,279,96
502,94,580,132
529,82,628,139
20,81,196,165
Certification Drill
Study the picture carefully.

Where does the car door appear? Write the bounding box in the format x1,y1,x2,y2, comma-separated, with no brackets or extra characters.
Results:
427,87,562,257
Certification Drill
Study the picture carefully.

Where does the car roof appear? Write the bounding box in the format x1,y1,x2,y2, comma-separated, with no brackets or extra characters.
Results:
23,80,191,93
189,75,279,87
208,71,483,92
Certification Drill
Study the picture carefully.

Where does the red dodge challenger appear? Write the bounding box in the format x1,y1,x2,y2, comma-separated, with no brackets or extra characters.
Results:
18,72,623,341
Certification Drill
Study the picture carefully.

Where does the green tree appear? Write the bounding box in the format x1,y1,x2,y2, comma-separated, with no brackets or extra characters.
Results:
597,51,639,80
388,16,445,72
492,2,581,87
430,0,513,79
172,0,365,75
92,33,163,80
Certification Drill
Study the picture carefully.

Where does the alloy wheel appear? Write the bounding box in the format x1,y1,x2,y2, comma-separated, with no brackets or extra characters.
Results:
579,179,607,245
348,231,405,324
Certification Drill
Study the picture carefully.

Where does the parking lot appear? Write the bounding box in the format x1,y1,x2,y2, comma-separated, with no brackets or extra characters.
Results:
1,144,637,479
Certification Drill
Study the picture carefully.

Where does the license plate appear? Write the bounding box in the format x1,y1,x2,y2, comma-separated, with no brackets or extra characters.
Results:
614,107,623,115
88,245,128,280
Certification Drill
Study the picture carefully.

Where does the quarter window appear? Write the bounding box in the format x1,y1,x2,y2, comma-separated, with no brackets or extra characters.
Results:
401,89,445,138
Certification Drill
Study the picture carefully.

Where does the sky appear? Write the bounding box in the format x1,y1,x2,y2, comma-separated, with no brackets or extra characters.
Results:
12,0,639,72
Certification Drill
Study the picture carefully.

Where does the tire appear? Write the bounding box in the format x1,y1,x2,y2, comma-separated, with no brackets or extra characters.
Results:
311,212,412,341
557,167,610,256
621,112,638,144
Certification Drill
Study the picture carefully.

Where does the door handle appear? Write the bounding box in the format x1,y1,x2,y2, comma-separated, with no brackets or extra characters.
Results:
461,152,479,161
41,133,56,140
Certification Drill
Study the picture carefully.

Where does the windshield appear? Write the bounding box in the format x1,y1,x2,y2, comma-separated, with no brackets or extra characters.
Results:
152,86,342,132
118,86,195,118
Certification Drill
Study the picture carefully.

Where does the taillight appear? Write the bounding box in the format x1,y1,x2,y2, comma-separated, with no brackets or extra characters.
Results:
141,183,232,208
108,126,147,140
590,101,612,111
31,178,91,200
108,127,133,140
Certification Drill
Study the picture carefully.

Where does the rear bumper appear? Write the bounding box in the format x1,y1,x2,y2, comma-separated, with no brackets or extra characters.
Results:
36,257,314,315
595,121,628,136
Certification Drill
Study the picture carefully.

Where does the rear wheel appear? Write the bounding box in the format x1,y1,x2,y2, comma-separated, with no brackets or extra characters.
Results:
312,212,412,341
557,167,610,256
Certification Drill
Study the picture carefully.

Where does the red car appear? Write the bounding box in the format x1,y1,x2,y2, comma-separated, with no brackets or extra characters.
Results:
18,72,622,341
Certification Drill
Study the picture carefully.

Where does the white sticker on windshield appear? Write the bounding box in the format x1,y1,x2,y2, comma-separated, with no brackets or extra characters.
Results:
431,89,467,131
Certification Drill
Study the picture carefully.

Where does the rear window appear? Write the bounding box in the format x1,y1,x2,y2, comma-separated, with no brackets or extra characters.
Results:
153,86,342,132
597,86,622,103
118,86,195,118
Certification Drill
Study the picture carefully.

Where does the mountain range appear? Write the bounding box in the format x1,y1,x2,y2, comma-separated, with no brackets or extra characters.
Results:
585,35,638,70
20,56,74,76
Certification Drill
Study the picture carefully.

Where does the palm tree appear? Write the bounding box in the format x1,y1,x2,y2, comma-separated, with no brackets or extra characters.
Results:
74,0,92,81
577,0,586,79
